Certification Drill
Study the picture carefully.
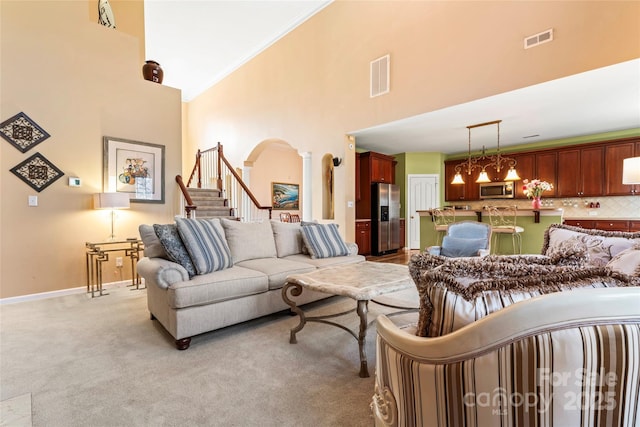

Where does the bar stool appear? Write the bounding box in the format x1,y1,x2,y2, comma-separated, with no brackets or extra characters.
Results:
484,205,524,254
432,207,456,245
289,214,300,223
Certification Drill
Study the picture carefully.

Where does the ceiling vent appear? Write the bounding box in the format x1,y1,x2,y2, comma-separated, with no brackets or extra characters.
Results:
524,28,553,49
370,54,390,98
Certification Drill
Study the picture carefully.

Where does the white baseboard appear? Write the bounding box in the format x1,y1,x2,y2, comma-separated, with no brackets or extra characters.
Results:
0,280,144,305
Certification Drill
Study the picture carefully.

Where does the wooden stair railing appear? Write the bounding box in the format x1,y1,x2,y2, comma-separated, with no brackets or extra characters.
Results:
175,175,197,218
177,142,272,221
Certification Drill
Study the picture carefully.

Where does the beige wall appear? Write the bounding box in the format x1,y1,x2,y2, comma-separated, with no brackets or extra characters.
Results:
88,0,146,65
0,1,182,298
186,0,640,242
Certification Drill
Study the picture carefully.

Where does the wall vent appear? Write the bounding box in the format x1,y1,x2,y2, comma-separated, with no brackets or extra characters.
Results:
524,28,554,49
370,54,390,97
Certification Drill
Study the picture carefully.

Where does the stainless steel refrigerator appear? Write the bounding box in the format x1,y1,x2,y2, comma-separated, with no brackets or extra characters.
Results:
371,183,400,255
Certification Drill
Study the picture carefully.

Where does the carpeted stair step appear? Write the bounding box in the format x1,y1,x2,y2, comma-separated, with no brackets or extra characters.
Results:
189,196,227,207
187,187,223,197
187,188,228,208
194,206,234,216
184,187,238,220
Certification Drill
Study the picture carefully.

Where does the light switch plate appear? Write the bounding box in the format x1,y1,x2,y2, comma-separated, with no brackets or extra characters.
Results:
28,195,38,206
588,210,598,216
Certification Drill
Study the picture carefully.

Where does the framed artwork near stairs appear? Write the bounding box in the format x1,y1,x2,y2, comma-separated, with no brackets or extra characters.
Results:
272,182,299,210
103,136,165,203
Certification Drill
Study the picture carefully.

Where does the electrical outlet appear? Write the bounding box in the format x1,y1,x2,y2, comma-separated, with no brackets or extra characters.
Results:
115,257,123,267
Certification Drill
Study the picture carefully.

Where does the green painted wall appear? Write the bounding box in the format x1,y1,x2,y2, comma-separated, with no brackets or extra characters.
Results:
394,152,445,218
394,153,407,218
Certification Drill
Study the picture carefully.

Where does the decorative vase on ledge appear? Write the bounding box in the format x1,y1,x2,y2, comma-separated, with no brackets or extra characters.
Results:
532,197,542,209
142,60,163,84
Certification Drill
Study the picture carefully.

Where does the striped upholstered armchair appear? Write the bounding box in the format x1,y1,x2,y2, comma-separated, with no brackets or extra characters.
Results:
372,245,640,426
372,286,640,426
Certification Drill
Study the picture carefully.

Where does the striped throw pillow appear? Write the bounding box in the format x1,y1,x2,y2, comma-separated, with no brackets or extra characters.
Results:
300,223,349,259
175,218,233,274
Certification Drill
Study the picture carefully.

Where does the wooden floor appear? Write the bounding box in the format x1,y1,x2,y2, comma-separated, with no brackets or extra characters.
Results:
365,249,419,265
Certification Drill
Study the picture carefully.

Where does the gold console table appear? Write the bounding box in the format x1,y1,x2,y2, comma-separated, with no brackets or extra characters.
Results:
85,238,144,298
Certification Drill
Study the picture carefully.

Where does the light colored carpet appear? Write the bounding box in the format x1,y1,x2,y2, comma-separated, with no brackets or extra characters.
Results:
0,284,418,427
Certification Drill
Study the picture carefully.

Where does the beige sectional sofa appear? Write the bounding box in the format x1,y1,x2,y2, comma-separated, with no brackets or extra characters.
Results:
137,218,365,349
373,224,640,426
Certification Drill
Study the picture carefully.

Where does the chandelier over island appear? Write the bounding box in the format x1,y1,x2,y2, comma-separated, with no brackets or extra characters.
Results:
451,120,521,184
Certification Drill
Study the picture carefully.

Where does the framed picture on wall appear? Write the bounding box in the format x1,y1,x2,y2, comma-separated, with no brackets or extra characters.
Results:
271,182,299,210
103,136,165,203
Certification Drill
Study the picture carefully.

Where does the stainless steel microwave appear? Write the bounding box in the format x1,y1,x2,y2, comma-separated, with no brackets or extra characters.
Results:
479,181,515,199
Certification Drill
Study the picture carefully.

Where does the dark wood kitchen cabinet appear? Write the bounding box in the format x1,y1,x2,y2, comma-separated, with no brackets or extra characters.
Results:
564,219,636,232
355,220,371,255
370,154,394,183
605,141,640,195
356,151,396,219
594,220,630,232
359,151,395,185
535,151,558,198
444,160,480,201
563,219,596,229
511,152,557,198
511,153,535,199
556,146,604,197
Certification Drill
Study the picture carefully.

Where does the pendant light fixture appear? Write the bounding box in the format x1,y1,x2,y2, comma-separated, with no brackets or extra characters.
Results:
451,120,520,184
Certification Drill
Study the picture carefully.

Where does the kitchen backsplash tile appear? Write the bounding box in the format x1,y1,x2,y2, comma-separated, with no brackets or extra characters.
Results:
459,196,640,219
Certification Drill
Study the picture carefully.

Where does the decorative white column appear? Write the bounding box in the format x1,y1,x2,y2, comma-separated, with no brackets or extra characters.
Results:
301,152,312,222
242,165,252,186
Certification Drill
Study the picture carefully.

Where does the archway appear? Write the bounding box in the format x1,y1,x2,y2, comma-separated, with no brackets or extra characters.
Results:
245,139,304,219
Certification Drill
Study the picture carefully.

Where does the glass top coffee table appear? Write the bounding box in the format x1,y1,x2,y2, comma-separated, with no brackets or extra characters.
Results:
282,261,417,377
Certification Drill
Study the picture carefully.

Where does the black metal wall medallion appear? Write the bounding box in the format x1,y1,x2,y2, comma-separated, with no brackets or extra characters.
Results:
10,152,64,192
0,112,51,153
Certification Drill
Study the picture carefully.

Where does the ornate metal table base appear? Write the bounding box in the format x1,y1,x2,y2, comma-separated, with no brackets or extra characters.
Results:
85,239,144,298
282,281,416,378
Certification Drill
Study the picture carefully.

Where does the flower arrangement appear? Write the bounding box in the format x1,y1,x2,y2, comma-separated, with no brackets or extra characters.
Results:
522,179,553,199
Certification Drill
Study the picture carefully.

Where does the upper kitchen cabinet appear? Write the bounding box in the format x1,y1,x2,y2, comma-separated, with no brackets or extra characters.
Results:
444,160,480,201
535,151,558,198
366,152,395,183
605,139,640,195
510,153,534,198
556,145,604,197
356,151,396,218
509,151,557,198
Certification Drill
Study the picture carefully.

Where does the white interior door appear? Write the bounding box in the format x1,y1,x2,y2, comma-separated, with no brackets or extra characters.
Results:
407,174,439,249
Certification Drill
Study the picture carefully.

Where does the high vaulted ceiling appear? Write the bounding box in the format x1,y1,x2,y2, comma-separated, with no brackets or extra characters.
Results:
144,0,331,102
144,1,640,156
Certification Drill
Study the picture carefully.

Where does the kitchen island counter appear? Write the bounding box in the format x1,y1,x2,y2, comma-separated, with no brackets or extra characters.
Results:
417,208,564,254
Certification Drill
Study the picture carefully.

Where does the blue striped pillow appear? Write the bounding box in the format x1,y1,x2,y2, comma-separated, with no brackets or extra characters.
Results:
175,218,233,274
300,223,349,259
